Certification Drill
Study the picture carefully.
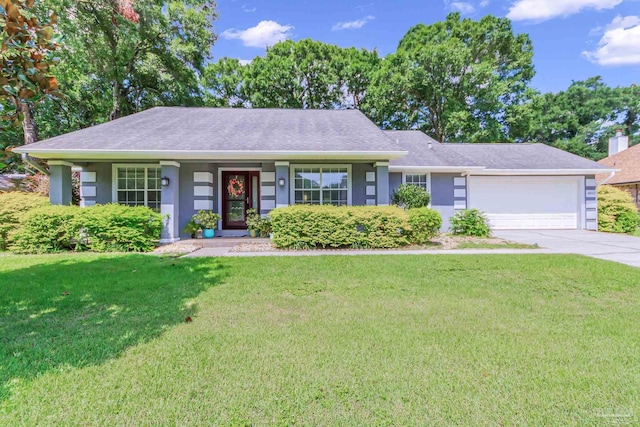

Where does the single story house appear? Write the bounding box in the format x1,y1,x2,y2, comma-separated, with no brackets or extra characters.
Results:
597,130,640,209
14,107,615,242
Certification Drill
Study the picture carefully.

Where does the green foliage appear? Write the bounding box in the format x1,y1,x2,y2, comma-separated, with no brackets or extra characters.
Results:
192,210,220,229
258,216,272,237
75,204,163,252
183,218,201,238
408,207,442,244
598,185,640,233
392,184,431,209
0,192,49,250
365,13,534,142
245,208,261,231
450,209,491,237
508,77,640,159
270,205,411,249
10,203,163,253
10,205,78,253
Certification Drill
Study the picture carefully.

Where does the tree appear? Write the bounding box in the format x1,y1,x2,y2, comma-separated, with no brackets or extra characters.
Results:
244,39,343,109
202,58,248,108
507,77,636,160
335,47,380,109
364,13,534,142
0,0,61,145
47,0,218,120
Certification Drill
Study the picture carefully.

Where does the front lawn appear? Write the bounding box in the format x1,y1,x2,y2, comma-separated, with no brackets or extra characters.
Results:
1,254,639,425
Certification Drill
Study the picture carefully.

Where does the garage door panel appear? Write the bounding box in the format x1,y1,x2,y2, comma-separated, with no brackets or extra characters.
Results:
469,176,580,230
486,213,578,230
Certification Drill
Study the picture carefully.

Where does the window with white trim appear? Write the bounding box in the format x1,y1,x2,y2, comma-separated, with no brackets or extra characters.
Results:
293,166,349,206
115,166,161,211
404,174,429,191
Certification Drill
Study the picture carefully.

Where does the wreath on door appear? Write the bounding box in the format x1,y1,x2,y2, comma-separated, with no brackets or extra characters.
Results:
227,178,244,197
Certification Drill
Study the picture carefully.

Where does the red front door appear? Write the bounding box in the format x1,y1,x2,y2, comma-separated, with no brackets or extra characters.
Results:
222,171,260,229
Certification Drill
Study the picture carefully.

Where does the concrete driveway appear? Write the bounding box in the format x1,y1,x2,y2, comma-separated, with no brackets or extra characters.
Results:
494,230,640,268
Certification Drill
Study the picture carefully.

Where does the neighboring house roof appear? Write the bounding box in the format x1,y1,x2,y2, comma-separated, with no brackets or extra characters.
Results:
14,107,407,161
389,130,614,174
597,143,640,185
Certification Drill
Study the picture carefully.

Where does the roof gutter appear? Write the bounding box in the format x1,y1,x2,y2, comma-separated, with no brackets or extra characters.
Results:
473,168,619,176
21,154,49,176
12,148,409,162
389,166,485,173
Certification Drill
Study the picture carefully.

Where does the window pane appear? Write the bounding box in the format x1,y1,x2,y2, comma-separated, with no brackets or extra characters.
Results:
116,167,161,208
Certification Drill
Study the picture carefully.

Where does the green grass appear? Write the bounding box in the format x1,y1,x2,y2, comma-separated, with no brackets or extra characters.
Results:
1,253,639,425
455,242,539,249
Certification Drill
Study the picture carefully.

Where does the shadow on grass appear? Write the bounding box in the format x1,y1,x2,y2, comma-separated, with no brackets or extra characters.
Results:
0,254,227,402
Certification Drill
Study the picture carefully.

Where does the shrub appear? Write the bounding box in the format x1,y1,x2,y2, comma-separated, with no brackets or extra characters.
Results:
408,208,442,244
450,209,491,237
10,204,163,254
0,192,49,250
392,184,431,209
10,205,79,254
598,185,640,233
77,204,163,252
270,205,411,249
192,210,221,229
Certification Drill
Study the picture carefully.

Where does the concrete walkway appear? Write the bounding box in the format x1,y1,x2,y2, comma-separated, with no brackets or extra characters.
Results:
184,230,640,269
185,247,555,258
494,230,640,268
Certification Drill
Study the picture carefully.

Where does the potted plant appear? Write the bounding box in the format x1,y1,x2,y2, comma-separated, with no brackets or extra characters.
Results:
259,216,273,239
245,208,260,237
192,210,221,239
183,218,201,239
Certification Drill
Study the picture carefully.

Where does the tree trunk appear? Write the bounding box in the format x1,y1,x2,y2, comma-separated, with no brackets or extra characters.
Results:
20,101,38,145
109,80,122,121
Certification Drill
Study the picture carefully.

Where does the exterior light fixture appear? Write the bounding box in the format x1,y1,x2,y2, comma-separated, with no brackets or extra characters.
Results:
161,176,170,187
278,177,286,187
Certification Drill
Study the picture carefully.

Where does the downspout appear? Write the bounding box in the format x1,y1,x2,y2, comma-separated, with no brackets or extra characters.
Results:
599,171,616,185
21,153,49,176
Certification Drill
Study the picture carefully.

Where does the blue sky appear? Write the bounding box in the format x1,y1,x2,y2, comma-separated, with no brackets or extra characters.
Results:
212,0,640,93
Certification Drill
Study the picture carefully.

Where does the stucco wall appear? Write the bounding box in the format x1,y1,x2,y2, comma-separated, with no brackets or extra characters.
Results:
79,162,113,206
388,172,459,231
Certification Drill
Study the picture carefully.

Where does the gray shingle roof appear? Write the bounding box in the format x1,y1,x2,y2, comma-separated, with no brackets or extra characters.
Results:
386,131,477,167
443,143,612,170
388,130,613,171
17,107,405,158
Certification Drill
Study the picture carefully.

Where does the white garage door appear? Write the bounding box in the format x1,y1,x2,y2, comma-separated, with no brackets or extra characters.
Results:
468,176,581,230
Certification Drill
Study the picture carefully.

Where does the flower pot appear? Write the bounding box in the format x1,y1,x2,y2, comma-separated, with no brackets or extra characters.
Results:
203,229,215,239
249,229,257,238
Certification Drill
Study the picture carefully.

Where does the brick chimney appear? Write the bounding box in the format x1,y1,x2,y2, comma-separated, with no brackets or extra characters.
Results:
608,129,629,156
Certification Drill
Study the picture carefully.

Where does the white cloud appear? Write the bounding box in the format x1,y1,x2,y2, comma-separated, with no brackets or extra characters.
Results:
238,59,253,66
507,0,623,22
332,15,375,31
221,21,294,48
450,2,476,14
241,4,257,13
583,15,640,65
479,0,490,6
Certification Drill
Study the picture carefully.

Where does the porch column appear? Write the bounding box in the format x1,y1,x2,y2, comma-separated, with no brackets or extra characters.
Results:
160,161,180,244
375,162,389,206
49,161,73,205
275,161,290,208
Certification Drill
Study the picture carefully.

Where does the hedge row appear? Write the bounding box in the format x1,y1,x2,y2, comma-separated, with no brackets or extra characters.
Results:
270,205,442,249
0,192,49,250
597,185,640,233
8,202,163,254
